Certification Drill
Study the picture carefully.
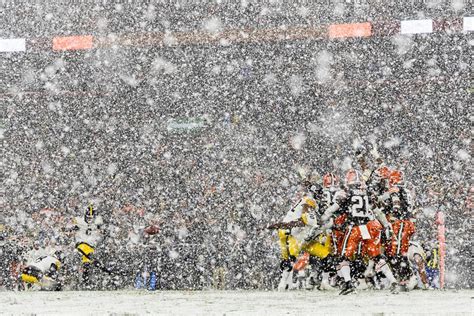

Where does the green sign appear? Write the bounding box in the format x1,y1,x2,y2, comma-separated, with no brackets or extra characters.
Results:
166,117,207,132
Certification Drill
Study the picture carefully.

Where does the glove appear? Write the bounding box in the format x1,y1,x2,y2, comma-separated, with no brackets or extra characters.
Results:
369,145,380,160
54,250,65,261
355,145,367,159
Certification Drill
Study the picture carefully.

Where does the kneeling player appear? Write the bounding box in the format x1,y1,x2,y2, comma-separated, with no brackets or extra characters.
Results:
268,182,326,290
268,196,316,290
407,241,429,290
20,246,62,291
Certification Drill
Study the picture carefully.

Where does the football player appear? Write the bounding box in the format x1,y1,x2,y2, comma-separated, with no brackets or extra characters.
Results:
319,169,398,295
384,170,416,290
73,204,109,287
268,180,329,290
20,242,62,291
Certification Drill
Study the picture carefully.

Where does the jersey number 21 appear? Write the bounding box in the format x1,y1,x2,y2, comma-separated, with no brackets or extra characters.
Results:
351,195,370,217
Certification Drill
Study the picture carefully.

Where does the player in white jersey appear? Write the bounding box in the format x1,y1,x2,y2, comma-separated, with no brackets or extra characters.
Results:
268,194,316,290
73,204,107,285
268,181,331,290
407,241,429,290
20,242,62,291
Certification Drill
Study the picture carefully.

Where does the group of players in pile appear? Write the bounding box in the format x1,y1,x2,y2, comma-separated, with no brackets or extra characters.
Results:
268,152,431,295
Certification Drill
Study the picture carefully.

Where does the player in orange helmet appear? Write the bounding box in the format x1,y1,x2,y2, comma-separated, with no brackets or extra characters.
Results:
384,170,416,291
318,169,398,294
367,165,391,201
322,173,339,189
367,165,395,245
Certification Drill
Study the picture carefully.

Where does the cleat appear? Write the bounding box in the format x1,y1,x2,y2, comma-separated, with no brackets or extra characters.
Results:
390,282,400,294
399,280,410,292
305,276,317,290
339,281,356,295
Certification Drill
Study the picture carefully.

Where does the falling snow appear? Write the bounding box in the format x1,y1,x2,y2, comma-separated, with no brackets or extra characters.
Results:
0,1,472,314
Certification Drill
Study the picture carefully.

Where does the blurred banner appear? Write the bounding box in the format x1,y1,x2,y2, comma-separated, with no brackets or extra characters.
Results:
401,19,433,34
52,35,93,51
436,211,446,289
463,17,474,31
0,38,26,52
328,22,372,39
167,117,207,132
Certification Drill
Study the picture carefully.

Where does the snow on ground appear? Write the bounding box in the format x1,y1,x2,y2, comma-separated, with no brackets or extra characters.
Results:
1,289,472,315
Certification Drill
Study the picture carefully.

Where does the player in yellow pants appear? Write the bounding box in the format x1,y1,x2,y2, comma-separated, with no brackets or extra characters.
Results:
279,231,331,261
20,254,61,291
269,183,329,290
76,242,95,264
73,205,108,287
277,229,332,289
303,234,332,259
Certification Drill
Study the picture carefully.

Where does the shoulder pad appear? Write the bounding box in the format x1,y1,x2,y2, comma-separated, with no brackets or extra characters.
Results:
303,213,317,226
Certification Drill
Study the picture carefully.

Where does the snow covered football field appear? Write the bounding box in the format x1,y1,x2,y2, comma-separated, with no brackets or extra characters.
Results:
1,290,472,315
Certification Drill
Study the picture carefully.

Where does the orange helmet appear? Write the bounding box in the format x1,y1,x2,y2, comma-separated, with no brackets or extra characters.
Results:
323,173,339,188
389,170,404,186
345,169,363,187
377,166,391,179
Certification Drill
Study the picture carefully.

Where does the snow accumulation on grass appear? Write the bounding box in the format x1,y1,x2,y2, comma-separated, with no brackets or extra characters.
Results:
1,289,472,315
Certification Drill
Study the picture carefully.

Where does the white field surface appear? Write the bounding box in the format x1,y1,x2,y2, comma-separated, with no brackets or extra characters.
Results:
0,289,472,315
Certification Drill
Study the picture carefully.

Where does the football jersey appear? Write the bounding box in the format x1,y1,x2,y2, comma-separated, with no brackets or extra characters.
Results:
282,196,318,240
74,215,104,247
30,255,60,273
338,189,375,226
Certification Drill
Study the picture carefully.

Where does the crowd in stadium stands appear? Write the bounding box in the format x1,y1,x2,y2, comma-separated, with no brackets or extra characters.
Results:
1,2,472,290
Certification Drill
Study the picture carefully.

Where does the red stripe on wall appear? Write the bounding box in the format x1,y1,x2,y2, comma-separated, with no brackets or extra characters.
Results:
328,22,372,38
52,35,93,51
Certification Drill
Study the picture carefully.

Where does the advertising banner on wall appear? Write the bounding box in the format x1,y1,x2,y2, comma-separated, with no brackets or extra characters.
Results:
463,17,474,31
166,117,208,133
0,38,26,52
401,19,433,34
52,35,93,51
